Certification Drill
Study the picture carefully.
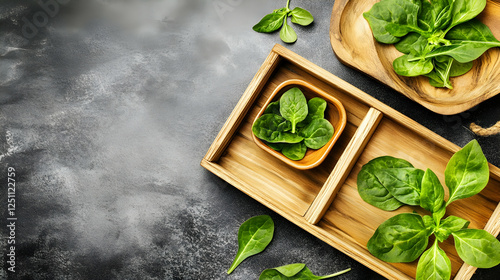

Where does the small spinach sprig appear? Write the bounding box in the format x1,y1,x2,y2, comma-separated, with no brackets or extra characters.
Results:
357,140,500,280
253,0,314,44
363,0,500,88
252,87,334,161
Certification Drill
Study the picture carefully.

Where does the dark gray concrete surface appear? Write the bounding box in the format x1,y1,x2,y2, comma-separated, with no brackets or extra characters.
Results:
1,0,499,279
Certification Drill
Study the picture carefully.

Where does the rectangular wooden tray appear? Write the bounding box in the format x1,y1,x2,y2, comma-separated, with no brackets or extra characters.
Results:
201,44,500,280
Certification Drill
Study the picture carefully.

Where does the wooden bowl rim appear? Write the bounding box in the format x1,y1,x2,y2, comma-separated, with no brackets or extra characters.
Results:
251,79,347,170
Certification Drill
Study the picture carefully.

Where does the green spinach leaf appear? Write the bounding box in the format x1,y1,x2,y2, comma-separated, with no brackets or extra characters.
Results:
452,229,500,268
445,139,489,206
416,240,451,280
375,167,424,206
227,215,274,274
253,11,287,33
393,54,433,77
290,7,314,26
368,213,432,263
280,87,308,133
282,142,307,161
420,168,445,213
299,118,334,150
280,17,298,43
304,97,327,124
363,0,423,44
252,114,304,143
418,0,452,32
264,100,281,115
357,156,414,211
259,263,351,280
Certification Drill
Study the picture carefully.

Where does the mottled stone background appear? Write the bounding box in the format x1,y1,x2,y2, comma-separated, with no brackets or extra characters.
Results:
1,0,499,279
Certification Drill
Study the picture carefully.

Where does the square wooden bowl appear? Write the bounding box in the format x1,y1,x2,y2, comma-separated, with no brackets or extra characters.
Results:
251,79,347,170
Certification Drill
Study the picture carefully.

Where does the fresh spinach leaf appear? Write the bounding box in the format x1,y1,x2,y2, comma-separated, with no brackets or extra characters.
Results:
375,167,424,206
357,156,414,211
363,0,424,44
252,114,304,143
452,229,500,268
447,0,487,31
280,87,308,133
393,54,433,77
282,142,307,161
418,0,452,32
264,100,281,115
367,213,432,263
290,7,314,26
394,32,425,54
435,215,470,242
425,56,473,88
299,118,334,150
420,168,445,213
259,263,351,280
253,11,287,33
416,240,451,280
227,215,274,274
445,139,489,206
280,17,298,44
304,97,327,123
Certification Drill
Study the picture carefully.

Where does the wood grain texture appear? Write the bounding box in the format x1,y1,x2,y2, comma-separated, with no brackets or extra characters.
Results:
330,0,500,115
201,45,500,280
304,107,382,224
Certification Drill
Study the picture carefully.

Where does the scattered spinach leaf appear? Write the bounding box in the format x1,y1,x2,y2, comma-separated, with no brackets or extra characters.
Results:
420,168,445,214
282,142,307,161
252,0,314,44
227,215,274,274
259,263,351,280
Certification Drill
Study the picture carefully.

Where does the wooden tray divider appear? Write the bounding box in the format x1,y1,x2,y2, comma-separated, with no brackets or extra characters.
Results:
204,51,281,162
304,107,383,224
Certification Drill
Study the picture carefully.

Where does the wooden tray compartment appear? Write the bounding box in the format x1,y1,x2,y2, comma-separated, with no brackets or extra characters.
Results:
201,44,500,279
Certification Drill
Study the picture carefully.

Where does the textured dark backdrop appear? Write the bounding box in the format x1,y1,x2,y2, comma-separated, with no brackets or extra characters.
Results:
1,0,499,279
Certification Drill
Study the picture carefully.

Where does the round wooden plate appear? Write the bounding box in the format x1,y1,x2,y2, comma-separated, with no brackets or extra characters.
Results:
330,0,500,115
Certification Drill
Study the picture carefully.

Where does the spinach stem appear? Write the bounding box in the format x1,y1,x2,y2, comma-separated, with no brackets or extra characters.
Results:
318,268,351,279
286,0,290,10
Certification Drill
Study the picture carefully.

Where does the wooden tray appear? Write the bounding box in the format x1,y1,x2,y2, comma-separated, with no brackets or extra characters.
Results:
330,0,500,115
201,44,500,279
